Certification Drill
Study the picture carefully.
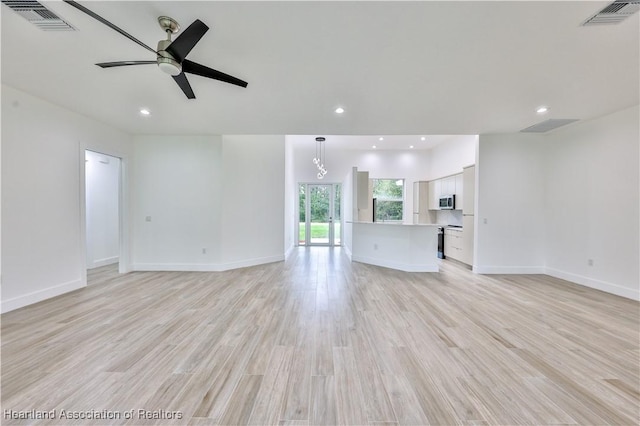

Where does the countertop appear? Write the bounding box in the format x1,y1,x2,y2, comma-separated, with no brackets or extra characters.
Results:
348,221,441,227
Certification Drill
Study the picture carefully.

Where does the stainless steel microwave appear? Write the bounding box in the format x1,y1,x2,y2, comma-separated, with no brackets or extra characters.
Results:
439,194,455,210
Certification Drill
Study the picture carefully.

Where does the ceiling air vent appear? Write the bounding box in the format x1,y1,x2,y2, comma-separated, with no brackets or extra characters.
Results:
582,1,640,26
1,0,76,31
520,119,580,133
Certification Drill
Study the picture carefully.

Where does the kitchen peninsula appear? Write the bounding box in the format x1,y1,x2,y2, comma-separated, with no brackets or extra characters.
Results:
343,167,440,272
347,221,440,272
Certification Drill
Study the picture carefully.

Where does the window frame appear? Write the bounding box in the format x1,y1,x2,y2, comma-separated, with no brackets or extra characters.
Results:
372,178,405,223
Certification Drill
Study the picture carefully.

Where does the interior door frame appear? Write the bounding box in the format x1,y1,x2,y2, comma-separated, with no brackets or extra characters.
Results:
79,144,131,284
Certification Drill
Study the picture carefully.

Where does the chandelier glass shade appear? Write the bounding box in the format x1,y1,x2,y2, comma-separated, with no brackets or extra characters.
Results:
313,137,327,179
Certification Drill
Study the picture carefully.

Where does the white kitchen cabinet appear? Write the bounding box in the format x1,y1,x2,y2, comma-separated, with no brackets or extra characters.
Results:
461,165,475,265
444,228,464,262
412,181,432,223
454,173,463,210
428,179,440,210
462,166,475,215
461,216,474,265
441,175,455,195
412,181,429,213
428,172,464,210
356,171,369,209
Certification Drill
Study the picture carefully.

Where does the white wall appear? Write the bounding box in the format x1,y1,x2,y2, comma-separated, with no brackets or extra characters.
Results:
220,135,285,268
85,150,120,269
132,135,223,269
426,135,477,180
1,85,132,313
475,133,547,273
476,105,639,300
131,134,285,271
294,146,432,223
284,137,296,257
544,105,639,300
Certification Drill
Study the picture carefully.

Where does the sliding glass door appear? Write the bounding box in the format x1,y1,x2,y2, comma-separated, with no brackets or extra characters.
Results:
299,183,341,246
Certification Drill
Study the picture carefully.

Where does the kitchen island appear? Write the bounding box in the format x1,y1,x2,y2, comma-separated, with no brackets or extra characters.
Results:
346,221,440,272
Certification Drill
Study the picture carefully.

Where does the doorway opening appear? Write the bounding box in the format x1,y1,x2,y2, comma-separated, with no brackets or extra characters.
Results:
85,150,121,284
298,183,341,246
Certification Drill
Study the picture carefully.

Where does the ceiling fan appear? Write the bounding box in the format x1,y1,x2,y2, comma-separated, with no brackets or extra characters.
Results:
63,0,248,99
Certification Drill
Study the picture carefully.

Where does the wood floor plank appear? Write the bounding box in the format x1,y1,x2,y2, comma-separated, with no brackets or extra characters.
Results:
349,327,397,423
217,374,263,426
309,375,337,425
280,344,313,421
333,347,368,426
394,346,461,425
311,310,334,376
1,248,638,425
191,325,261,420
513,348,638,425
247,346,294,425
379,373,431,425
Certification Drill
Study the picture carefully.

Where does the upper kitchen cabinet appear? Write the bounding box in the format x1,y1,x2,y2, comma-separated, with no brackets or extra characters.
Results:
430,173,464,210
441,175,456,195
462,165,475,215
454,174,464,211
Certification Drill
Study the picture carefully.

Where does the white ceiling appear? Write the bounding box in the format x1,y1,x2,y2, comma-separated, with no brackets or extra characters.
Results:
288,134,457,151
1,1,638,137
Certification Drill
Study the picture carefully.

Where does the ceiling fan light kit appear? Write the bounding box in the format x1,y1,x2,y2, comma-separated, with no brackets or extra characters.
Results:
62,0,248,99
157,39,182,76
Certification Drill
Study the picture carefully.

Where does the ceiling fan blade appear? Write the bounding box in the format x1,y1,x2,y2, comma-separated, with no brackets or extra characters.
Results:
182,60,248,88
63,1,157,55
96,61,157,68
172,73,196,99
165,19,209,63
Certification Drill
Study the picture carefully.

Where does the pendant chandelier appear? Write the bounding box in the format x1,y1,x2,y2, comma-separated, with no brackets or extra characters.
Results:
313,136,327,179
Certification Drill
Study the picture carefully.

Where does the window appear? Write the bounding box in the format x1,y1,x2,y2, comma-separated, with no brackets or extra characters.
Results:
373,178,404,222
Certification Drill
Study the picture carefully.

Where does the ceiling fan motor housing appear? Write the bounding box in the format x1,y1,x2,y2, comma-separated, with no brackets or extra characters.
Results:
156,39,182,75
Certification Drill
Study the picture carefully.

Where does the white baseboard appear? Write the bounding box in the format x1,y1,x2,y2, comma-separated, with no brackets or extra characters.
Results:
344,246,353,261
220,255,284,271
88,256,119,269
132,254,284,272
545,268,640,301
284,244,295,260
1,278,85,313
473,265,546,274
351,255,439,272
473,264,639,301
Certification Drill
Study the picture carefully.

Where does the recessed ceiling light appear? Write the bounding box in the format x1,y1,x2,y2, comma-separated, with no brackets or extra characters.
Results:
421,137,426,141
379,137,384,141
409,145,414,149
372,145,377,149
140,108,151,116
536,106,549,114
335,107,345,114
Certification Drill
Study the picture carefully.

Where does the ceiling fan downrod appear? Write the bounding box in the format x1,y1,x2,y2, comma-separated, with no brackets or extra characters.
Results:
156,16,182,76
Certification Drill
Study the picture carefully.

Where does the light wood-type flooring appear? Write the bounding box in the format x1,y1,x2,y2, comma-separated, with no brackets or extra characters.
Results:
2,248,639,425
